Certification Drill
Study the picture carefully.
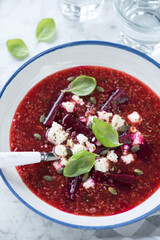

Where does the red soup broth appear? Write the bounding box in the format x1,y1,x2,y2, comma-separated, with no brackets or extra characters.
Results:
10,66,160,216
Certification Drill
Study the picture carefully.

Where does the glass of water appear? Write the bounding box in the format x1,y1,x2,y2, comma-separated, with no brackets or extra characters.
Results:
113,0,160,54
60,0,104,22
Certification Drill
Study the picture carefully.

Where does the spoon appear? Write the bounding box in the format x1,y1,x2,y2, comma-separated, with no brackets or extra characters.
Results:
0,152,59,168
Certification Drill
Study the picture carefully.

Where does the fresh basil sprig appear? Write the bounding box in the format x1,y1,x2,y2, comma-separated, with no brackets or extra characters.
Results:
36,18,56,42
92,118,122,148
6,39,29,59
62,75,97,96
63,150,97,177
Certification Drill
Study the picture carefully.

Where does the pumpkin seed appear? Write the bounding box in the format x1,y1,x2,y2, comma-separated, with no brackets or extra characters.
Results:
134,169,143,175
131,145,140,153
110,166,115,172
43,175,54,181
66,147,73,156
88,122,92,129
67,76,75,82
108,187,117,195
33,133,41,140
57,167,64,174
39,114,45,123
82,173,89,182
118,125,130,133
100,148,109,156
96,86,105,93
90,96,96,105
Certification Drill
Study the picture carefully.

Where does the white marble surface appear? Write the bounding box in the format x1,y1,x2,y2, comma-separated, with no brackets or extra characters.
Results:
0,0,160,240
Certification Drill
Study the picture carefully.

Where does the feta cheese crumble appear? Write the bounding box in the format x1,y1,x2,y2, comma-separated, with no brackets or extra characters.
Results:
77,134,88,145
55,145,67,157
131,131,144,145
72,95,84,105
127,111,142,123
121,154,134,164
53,161,62,170
86,115,97,126
71,144,87,154
107,150,118,163
86,141,96,153
95,158,109,172
83,178,95,189
61,101,75,113
97,111,113,123
111,114,125,130
47,121,68,145
60,157,68,166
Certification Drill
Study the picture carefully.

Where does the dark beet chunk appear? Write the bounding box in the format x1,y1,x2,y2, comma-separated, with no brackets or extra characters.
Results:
101,89,129,111
92,170,108,183
119,133,132,145
62,114,94,139
43,92,67,127
136,141,153,161
109,173,135,187
94,146,107,155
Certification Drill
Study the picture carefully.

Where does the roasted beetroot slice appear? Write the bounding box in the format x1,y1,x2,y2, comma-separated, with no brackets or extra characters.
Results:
43,92,67,127
101,89,129,111
62,114,94,139
136,141,153,161
119,133,132,145
109,173,135,187
69,176,80,200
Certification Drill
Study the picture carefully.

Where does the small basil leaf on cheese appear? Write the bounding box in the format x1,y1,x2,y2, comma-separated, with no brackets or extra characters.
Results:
63,150,97,177
92,118,122,148
6,39,29,59
62,75,97,96
36,18,56,42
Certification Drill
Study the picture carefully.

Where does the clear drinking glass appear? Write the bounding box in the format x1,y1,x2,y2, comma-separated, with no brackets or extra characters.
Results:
113,0,160,54
60,0,104,22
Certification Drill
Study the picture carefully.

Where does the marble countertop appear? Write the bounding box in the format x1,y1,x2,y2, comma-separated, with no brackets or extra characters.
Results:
0,1,160,240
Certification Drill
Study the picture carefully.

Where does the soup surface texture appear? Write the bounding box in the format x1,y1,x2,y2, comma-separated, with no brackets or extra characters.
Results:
10,66,160,216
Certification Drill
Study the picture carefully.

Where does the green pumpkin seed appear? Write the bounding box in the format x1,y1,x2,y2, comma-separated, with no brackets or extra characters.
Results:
96,86,105,93
88,122,92,129
134,169,143,175
90,96,96,105
57,167,64,174
33,133,41,140
108,187,117,195
67,76,75,82
43,175,54,181
118,125,130,133
66,147,73,156
110,166,115,172
39,114,45,123
82,173,89,182
100,149,109,156
131,145,140,153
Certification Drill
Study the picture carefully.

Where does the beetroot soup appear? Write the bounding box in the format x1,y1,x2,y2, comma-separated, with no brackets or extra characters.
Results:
10,66,160,216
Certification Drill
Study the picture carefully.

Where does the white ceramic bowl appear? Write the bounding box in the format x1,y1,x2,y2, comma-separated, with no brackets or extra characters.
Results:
0,41,160,229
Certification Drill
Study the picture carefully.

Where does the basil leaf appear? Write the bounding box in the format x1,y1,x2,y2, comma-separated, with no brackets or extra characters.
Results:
92,118,122,148
36,18,56,42
63,150,97,177
6,39,29,59
62,75,97,96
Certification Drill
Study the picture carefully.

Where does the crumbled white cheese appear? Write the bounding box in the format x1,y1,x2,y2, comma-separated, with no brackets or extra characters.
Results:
95,158,109,172
77,134,88,145
95,141,102,146
107,150,118,163
67,138,74,148
86,115,97,125
127,111,142,123
72,95,84,105
47,121,68,145
121,154,134,164
55,145,67,157
86,141,96,153
111,114,125,130
60,157,68,166
53,161,61,170
131,131,144,145
61,101,75,113
79,116,86,123
97,111,113,123
71,144,87,154
83,178,95,189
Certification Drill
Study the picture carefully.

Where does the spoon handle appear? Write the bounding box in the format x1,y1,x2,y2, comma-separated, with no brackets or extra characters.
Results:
0,152,59,168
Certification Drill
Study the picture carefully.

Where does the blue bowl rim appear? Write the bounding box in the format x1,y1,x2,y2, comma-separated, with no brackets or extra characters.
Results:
0,40,160,230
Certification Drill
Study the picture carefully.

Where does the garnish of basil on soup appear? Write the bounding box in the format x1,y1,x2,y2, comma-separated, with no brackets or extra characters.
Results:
62,75,97,96
92,118,122,148
63,150,98,177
